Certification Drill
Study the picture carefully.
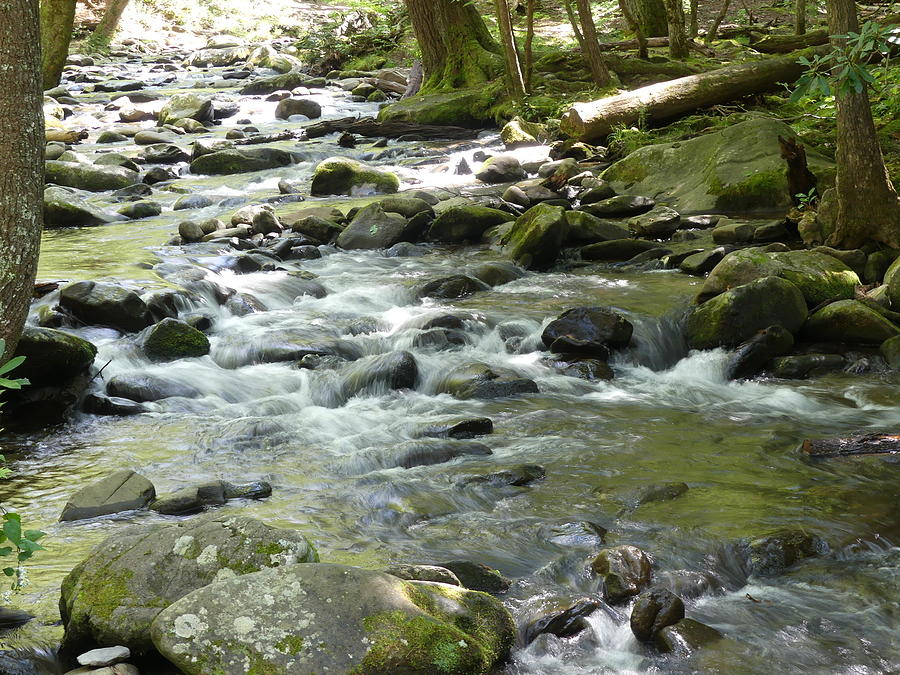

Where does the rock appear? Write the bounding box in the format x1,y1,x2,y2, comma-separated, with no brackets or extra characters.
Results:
628,206,680,239
711,220,756,244
149,482,229,515
379,196,434,219
747,529,827,577
77,646,130,667
421,417,493,439
190,147,292,175
83,394,146,416
59,469,155,522
678,247,729,276
579,194,654,218
438,362,538,400
630,589,685,642
106,373,201,402
578,182,617,205
384,564,461,586
552,357,615,381
133,130,173,146
428,205,513,243
178,220,205,242
311,157,399,196
240,71,316,95
655,618,723,655
501,116,547,149
471,261,523,287
475,155,527,183
117,200,162,219
565,211,630,244
501,203,568,269
545,521,607,548
369,439,492,470
138,143,189,164
45,161,138,192
173,194,213,210
801,299,900,345
337,203,409,249
524,600,601,645
13,326,96,386
725,325,794,380
880,335,900,368
44,186,116,227
150,563,514,675
634,482,689,505
456,464,545,488
342,351,418,397
699,247,860,306
274,97,322,119
603,118,833,213
542,306,633,358
61,514,318,652
581,238,660,261
753,220,790,242
59,281,152,332
590,545,652,603
438,560,510,594
158,93,214,124
418,275,489,300
771,353,845,378
141,318,210,361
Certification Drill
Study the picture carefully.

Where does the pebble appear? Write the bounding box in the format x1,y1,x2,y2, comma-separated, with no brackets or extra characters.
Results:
77,645,131,667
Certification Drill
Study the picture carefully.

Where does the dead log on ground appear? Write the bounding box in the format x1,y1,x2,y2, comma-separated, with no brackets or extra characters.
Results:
303,116,482,141
560,46,829,142
598,36,716,56
751,28,830,53
802,433,900,458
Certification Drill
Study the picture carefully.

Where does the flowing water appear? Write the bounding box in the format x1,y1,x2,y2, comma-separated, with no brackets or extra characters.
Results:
2,47,899,674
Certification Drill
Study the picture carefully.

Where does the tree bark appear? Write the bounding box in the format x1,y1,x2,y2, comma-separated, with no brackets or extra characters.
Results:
561,48,827,141
564,0,585,47
523,0,536,91
575,0,612,87
39,0,76,90
0,0,44,358
86,0,131,53
779,135,817,205
825,0,900,248
795,0,807,35
494,0,526,98
621,0,668,38
803,433,900,458
751,28,829,53
705,0,733,45
689,0,699,37
617,0,648,58
663,0,689,59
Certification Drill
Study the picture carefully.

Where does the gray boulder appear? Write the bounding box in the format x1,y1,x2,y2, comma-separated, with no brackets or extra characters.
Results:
59,469,155,522
274,97,322,119
59,281,153,332
46,161,139,192
475,155,527,183
44,186,117,227
336,203,409,249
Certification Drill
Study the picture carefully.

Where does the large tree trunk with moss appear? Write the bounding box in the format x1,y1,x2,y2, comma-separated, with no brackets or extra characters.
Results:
824,0,900,248
1,0,44,358
752,28,829,52
494,0,526,98
40,0,76,89
663,0,689,58
561,49,825,141
405,0,500,90
622,0,668,38
86,0,131,53
575,0,612,87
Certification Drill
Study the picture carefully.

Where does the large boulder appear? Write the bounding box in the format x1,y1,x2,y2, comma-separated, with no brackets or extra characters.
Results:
44,186,117,227
190,148,292,175
687,276,808,349
698,247,860,306
501,203,568,269
565,211,630,244
428,205,513,243
885,255,900,309
45,161,139,192
311,157,399,196
158,94,214,125
437,363,538,400
800,300,900,345
602,118,834,213
141,319,211,362
59,469,155,522
274,97,322,120
336,203,409,249
239,71,316,95
13,326,96,385
60,514,318,652
59,281,153,332
475,156,527,184
150,563,515,675
542,306,633,358
378,88,494,127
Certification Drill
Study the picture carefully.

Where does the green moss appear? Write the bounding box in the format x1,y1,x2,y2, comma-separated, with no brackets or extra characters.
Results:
79,569,135,622
274,634,305,655
144,320,210,362
254,542,287,556
707,169,786,211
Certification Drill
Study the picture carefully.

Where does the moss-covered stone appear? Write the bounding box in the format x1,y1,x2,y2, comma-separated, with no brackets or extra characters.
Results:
800,300,900,345
884,255,900,309
377,88,497,128
13,325,96,385
501,203,568,269
45,160,139,192
158,93,214,125
311,157,399,197
428,205,513,243
190,148,292,176
142,318,210,362
500,116,548,149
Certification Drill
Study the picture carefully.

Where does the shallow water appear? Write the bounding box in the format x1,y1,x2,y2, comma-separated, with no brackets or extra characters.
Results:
3,46,899,674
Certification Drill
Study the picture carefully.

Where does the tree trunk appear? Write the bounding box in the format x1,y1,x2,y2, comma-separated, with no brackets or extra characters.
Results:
39,0,76,90
621,0,668,38
689,0,699,37
795,0,807,35
563,0,585,47
705,0,732,45
405,0,501,90
561,48,827,141
663,0,689,59
523,0,536,91
825,0,900,248
304,116,481,140
575,0,612,87
617,0,648,58
86,0,131,53
779,135,817,205
0,0,44,358
494,0,526,98
751,28,829,53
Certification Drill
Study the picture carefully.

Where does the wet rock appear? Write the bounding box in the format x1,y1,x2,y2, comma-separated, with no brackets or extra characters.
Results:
552,357,615,381
392,439,492,470
158,93,214,124
117,200,162,219
457,464,545,488
428,205,513,242
418,274,490,300
13,326,96,386
581,238,660,261
311,156,399,196
150,563,514,675
106,373,201,402
45,160,138,192
471,261,524,287
173,194,213,210
133,129,173,146
59,281,153,332
578,183,616,205
542,306,633,359
656,618,723,655
579,194,654,218
747,529,827,577
190,147,292,175
336,203,408,249
149,482,227,516
274,97,322,120
421,417,493,439
635,482,690,505
475,155,527,183
77,646,130,667
565,211,630,244
725,325,794,380
439,560,511,594
687,276,807,349
141,318,210,362
178,220,205,242
240,71,316,95
385,564,461,586
524,599,601,645
290,215,343,242
630,588,685,642
590,545,652,603
342,351,418,397
800,300,900,345
771,353,845,378
501,203,568,270
438,362,538,400
44,186,117,227
678,247,730,276
59,469,155,522
61,514,318,653
880,335,900,368
545,521,607,548
82,394,146,416
628,206,680,239
143,166,178,184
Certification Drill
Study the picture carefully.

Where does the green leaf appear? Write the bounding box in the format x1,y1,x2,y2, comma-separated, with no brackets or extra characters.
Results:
18,539,42,553
3,516,21,545
0,547,12,557
17,551,32,562
23,530,44,542
0,356,24,376
2,567,15,577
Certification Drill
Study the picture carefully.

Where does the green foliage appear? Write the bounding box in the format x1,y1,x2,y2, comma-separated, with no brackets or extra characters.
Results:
796,187,818,211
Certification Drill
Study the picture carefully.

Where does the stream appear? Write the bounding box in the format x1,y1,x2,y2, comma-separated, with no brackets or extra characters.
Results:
2,43,899,674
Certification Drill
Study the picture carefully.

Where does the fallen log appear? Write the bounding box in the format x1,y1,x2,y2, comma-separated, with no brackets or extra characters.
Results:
802,433,900,458
302,116,482,141
560,46,829,142
598,36,716,56
751,28,829,53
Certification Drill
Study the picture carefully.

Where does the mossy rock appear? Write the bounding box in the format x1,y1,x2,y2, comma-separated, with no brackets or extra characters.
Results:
150,563,515,675
142,318,210,362
45,161,139,193
13,325,96,385
378,89,495,128
687,276,807,349
60,514,317,653
158,93,214,125
501,203,568,270
190,148,292,176
602,118,834,214
800,300,900,345
699,247,860,306
884,255,900,309
44,186,117,227
428,205,513,243
501,116,548,149
311,157,399,197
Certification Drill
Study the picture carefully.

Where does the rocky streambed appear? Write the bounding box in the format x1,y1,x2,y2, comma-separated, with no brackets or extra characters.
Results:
0,36,898,675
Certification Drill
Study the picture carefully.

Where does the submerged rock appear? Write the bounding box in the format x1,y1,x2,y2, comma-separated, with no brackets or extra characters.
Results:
438,560,511,594
106,373,201,402
59,469,155,522
342,351,418,397
385,564,461,586
747,529,827,577
438,362,538,400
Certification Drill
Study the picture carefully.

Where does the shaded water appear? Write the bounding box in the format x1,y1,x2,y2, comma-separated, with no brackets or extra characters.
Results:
3,47,899,674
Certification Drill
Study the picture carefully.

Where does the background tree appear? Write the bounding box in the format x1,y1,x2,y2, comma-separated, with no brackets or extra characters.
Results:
621,0,668,38
618,0,648,58
705,0,732,44
494,0,526,98
575,0,612,87
86,0,132,53
40,0,76,89
563,0,585,47
1,0,44,357
795,0,807,35
663,0,689,58
523,0,536,91
689,0,699,37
